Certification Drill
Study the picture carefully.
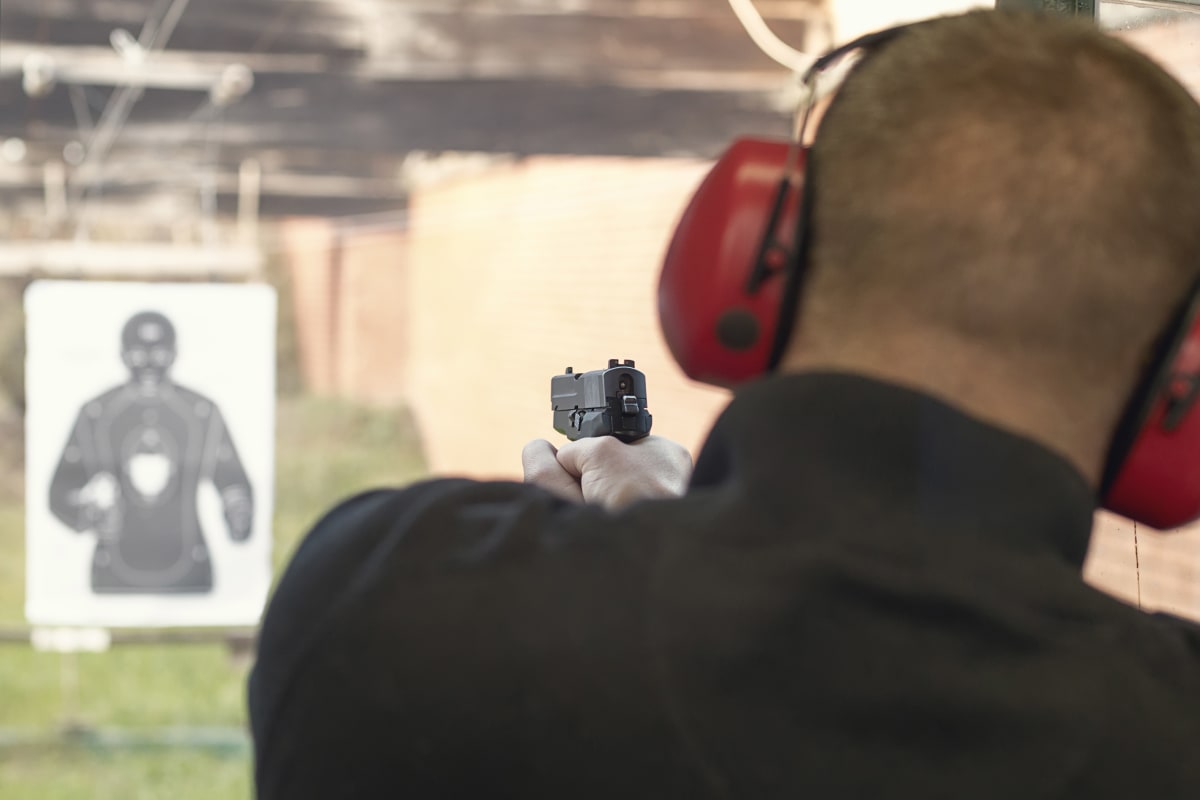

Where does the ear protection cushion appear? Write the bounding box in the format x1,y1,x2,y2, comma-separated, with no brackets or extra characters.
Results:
1103,289,1200,529
658,138,803,387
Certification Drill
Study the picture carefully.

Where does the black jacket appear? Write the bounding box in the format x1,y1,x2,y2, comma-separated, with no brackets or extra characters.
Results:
249,373,1200,798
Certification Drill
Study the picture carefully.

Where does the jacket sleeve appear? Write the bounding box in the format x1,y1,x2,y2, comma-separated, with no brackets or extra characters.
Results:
202,403,255,541
48,410,101,532
247,478,666,799
1152,611,1200,659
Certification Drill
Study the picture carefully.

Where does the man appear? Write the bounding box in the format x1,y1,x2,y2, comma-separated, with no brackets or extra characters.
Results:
49,310,254,593
249,10,1200,798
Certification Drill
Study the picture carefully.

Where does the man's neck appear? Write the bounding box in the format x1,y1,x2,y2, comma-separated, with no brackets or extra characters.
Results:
779,339,1124,489
128,377,172,396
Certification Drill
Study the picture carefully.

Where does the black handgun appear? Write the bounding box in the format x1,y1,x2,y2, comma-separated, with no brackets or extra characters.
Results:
552,359,652,442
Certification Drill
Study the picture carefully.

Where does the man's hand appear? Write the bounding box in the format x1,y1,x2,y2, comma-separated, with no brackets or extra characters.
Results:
76,472,122,537
522,440,585,504
522,435,692,511
221,485,254,541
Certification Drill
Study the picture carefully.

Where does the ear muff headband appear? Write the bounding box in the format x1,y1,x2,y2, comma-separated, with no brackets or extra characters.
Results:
1102,278,1200,529
1103,279,1200,493
764,22,919,371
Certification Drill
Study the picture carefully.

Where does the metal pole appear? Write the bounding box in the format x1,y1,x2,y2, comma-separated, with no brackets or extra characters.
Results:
59,651,83,733
237,158,262,249
43,161,68,229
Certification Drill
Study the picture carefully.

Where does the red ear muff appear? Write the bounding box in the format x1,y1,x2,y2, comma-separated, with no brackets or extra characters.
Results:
657,25,918,389
1103,289,1200,530
658,138,805,388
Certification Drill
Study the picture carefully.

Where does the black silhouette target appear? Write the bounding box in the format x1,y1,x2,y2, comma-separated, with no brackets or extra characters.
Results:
48,311,254,593
25,281,276,627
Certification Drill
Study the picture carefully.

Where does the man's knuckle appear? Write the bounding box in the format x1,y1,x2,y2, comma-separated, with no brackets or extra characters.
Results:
526,465,557,482
594,436,622,455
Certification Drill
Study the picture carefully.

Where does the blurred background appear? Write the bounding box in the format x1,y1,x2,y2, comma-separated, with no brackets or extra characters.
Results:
1,1,1198,797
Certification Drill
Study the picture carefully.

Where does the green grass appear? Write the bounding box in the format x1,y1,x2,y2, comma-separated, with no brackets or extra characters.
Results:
272,396,427,570
0,507,23,626
0,749,251,800
0,395,428,799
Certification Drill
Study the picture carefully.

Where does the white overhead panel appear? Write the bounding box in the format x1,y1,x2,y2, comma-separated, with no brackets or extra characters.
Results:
0,242,261,278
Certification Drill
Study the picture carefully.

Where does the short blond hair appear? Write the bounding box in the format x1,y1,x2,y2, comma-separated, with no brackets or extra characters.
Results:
803,10,1200,387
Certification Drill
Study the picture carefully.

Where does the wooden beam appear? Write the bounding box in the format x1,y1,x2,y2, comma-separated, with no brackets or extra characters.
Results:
0,41,795,92
0,242,261,277
383,0,826,19
0,43,331,83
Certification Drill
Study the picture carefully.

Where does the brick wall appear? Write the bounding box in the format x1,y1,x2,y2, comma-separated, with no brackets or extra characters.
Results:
1086,514,1200,619
280,218,338,395
337,227,411,405
280,218,409,404
1118,17,1200,97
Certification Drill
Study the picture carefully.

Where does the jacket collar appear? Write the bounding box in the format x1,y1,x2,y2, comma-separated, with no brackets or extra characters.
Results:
691,371,1096,566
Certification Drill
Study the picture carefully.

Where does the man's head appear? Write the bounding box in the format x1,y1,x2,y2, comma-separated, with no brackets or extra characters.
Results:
121,311,177,386
781,10,1200,485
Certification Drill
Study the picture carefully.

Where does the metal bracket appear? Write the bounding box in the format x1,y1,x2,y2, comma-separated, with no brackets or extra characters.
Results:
994,0,1097,17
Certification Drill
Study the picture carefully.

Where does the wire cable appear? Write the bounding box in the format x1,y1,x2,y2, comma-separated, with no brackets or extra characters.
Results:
70,0,194,236
726,0,816,74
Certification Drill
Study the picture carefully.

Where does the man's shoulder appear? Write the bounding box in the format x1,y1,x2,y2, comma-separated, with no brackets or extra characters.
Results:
165,383,215,408
287,479,538,564
275,476,666,615
257,478,652,678
298,477,612,561
1150,611,1200,658
74,384,132,417
1103,608,1200,712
